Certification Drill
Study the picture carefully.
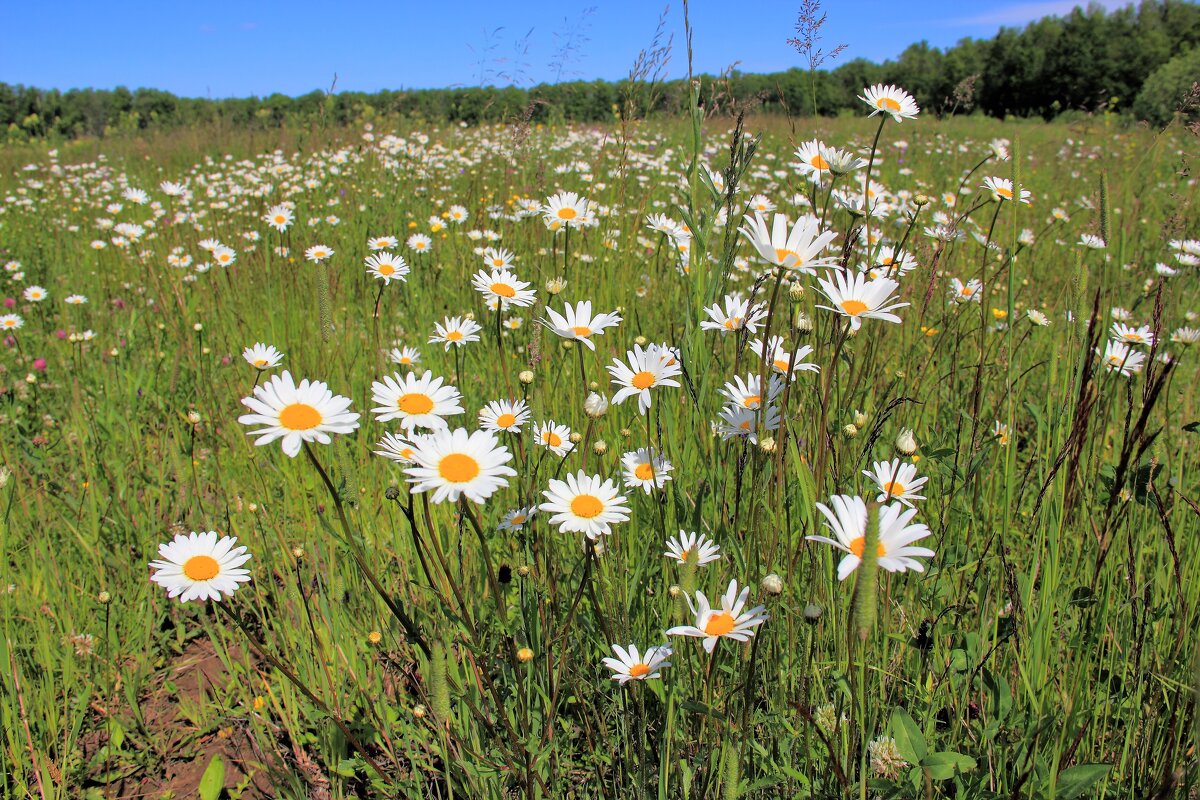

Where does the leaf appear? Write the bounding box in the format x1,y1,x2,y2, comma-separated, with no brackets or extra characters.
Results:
1054,764,1110,799
889,708,928,764
334,758,359,777
198,754,225,800
921,750,976,780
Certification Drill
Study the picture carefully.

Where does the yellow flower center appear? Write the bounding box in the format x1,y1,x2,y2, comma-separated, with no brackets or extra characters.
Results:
882,481,905,497
183,554,220,581
572,326,592,337
446,331,463,341
995,186,1013,199
557,207,578,220
628,663,651,678
509,514,526,525
492,258,505,266
378,264,394,275
398,393,434,414
811,154,830,170
278,403,322,430
491,283,516,298
848,537,886,558
704,612,736,636
253,358,268,367
775,248,800,264
543,432,562,447
274,215,286,224
438,453,480,483
840,299,869,316
495,413,517,428
877,97,902,112
631,371,656,390
742,395,762,409
634,463,656,481
570,494,604,518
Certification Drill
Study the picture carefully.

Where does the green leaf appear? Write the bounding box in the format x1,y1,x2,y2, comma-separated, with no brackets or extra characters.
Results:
198,754,225,800
1053,764,1110,799
889,708,928,764
921,750,976,780
334,758,359,777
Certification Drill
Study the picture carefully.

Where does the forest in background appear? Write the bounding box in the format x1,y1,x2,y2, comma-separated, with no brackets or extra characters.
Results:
3,0,1200,141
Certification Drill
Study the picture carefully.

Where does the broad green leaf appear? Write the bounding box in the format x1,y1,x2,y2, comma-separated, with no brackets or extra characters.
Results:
889,708,928,764
1053,764,1111,799
198,754,225,800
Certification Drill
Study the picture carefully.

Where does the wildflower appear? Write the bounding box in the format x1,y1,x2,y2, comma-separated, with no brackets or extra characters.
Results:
949,278,982,303
541,300,622,350
720,373,785,411
238,371,360,457
368,235,398,250
370,370,464,430
982,177,1031,205
863,459,928,507
584,392,610,418
1078,234,1106,249
666,579,768,653
992,421,1011,446
264,205,294,232
621,447,673,493
602,644,672,685
65,294,88,305
608,343,682,415
807,495,934,580
739,212,838,272
478,399,531,434
242,343,284,370
542,191,589,227
816,269,908,331
749,336,819,380
1099,340,1145,376
1027,309,1051,326
388,346,421,366
896,428,918,455
701,294,767,334
534,421,575,457
1170,327,1199,344
869,736,909,779
365,252,410,284
304,244,334,262
760,573,783,594
374,432,421,464
715,404,781,444
663,530,721,566
539,471,631,540
794,139,831,178
404,427,516,504
1110,323,1154,348
472,268,536,308
23,286,47,302
429,315,482,349
498,506,536,532
149,530,252,603
407,233,433,254
859,84,919,122
481,247,516,269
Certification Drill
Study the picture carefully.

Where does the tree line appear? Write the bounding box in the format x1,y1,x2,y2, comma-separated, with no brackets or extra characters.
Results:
2,0,1198,142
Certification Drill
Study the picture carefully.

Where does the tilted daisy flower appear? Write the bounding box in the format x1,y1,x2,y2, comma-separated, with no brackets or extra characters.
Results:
212,246,236,268
794,139,831,179
534,420,575,457
749,336,819,380
404,427,517,504
150,531,252,603
304,244,334,262
407,233,433,254
1099,340,1145,376
982,176,1032,205
478,399,531,434
949,278,982,304
663,530,721,566
646,213,684,238
541,300,623,350
238,371,360,457
816,269,908,331
370,370,464,430
859,84,919,122
807,495,935,581
701,294,767,334
602,644,672,685
64,294,88,305
866,246,918,279
430,315,482,350
242,342,284,370
1027,309,1052,327
1111,323,1154,348
863,459,928,507
1171,326,1200,344
540,471,631,539
1078,234,1106,250
365,252,410,284
498,506,536,532
666,579,768,654
715,403,781,444
608,343,683,415
720,373,785,411
373,431,423,464
472,268,536,308
368,235,398,251
739,212,838,273
264,204,294,232
481,247,517,269
621,447,673,493
23,286,47,302
992,421,1011,446
388,346,421,367
543,191,589,227
821,146,869,176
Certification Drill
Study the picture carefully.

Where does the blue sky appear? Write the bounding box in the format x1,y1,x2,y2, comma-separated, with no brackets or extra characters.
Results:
2,0,1128,98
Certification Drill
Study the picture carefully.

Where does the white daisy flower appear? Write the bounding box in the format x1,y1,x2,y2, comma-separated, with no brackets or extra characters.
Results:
242,342,284,370
807,495,935,581
404,427,516,504
602,643,672,685
370,370,464,430
663,530,721,566
149,530,252,603
863,459,928,507
666,579,768,653
539,471,631,540
621,447,672,493
478,399,531,434
238,371,360,458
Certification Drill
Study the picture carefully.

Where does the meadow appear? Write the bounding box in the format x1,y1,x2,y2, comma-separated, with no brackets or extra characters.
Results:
0,101,1197,799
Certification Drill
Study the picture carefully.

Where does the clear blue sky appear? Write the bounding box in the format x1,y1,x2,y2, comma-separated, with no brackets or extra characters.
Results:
1,0,1128,98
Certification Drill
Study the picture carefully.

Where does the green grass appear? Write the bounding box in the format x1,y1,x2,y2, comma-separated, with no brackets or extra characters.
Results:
0,110,1196,799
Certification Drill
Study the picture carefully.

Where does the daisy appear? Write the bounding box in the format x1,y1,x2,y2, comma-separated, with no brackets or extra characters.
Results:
542,300,623,350
264,205,294,232
1170,327,1200,344
407,233,433,254
992,421,1011,446
64,295,88,305
238,371,360,457
368,235,398,250
663,530,721,566
478,399,531,434
1111,323,1154,348
539,471,631,539
1027,309,1051,326
982,177,1031,205
404,427,516,504
1099,340,1145,376
859,84,919,122
149,530,252,603
739,212,838,272
602,644,672,685
720,373,784,411
498,506,536,532
666,579,768,654
748,336,819,380
242,342,284,370
374,431,422,464
700,294,767,334
534,421,575,457
430,316,482,350
472,268,536,308
365,252,410,284
863,459,928,507
370,370,464,430
821,146,868,176
794,139,831,178
621,447,673,493
212,246,236,268
447,204,468,224
543,191,589,227
608,343,683,415
868,247,918,279
481,247,516,269
122,187,150,205
388,346,421,367
714,403,781,444
816,269,908,331
646,213,683,238
23,286,47,302
1078,234,1106,250
949,278,982,303
807,495,934,581
305,244,334,262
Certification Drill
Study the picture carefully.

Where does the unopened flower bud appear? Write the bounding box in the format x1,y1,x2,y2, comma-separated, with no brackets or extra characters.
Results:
896,428,918,455
759,436,777,454
842,423,859,439
545,277,566,295
804,603,823,623
592,440,608,455
518,370,534,385
517,647,534,663
517,565,531,578
914,194,929,206
634,335,647,346
568,432,583,444
796,313,814,334
412,704,427,719
367,630,382,645
668,584,681,597
854,410,869,428
788,281,805,300
384,486,401,501
761,574,783,595
584,392,609,418
97,591,111,604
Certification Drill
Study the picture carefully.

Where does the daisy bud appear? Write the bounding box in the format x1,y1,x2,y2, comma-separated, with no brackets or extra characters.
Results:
584,392,609,418
384,486,400,501
592,440,608,455
412,704,427,719
24,374,36,385
588,380,599,390
914,194,929,206
545,277,566,295
247,502,258,512
97,591,111,604
788,282,805,300
518,370,534,385
193,323,203,332
186,411,202,425
854,410,869,428
561,340,574,350
761,574,783,595
292,546,304,559
568,432,583,444
796,313,814,335
516,647,534,663
759,436,777,454
668,584,681,597
620,427,632,438
367,630,382,645
634,335,647,346
803,603,823,623
896,428,918,455
842,423,859,439
517,565,531,578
